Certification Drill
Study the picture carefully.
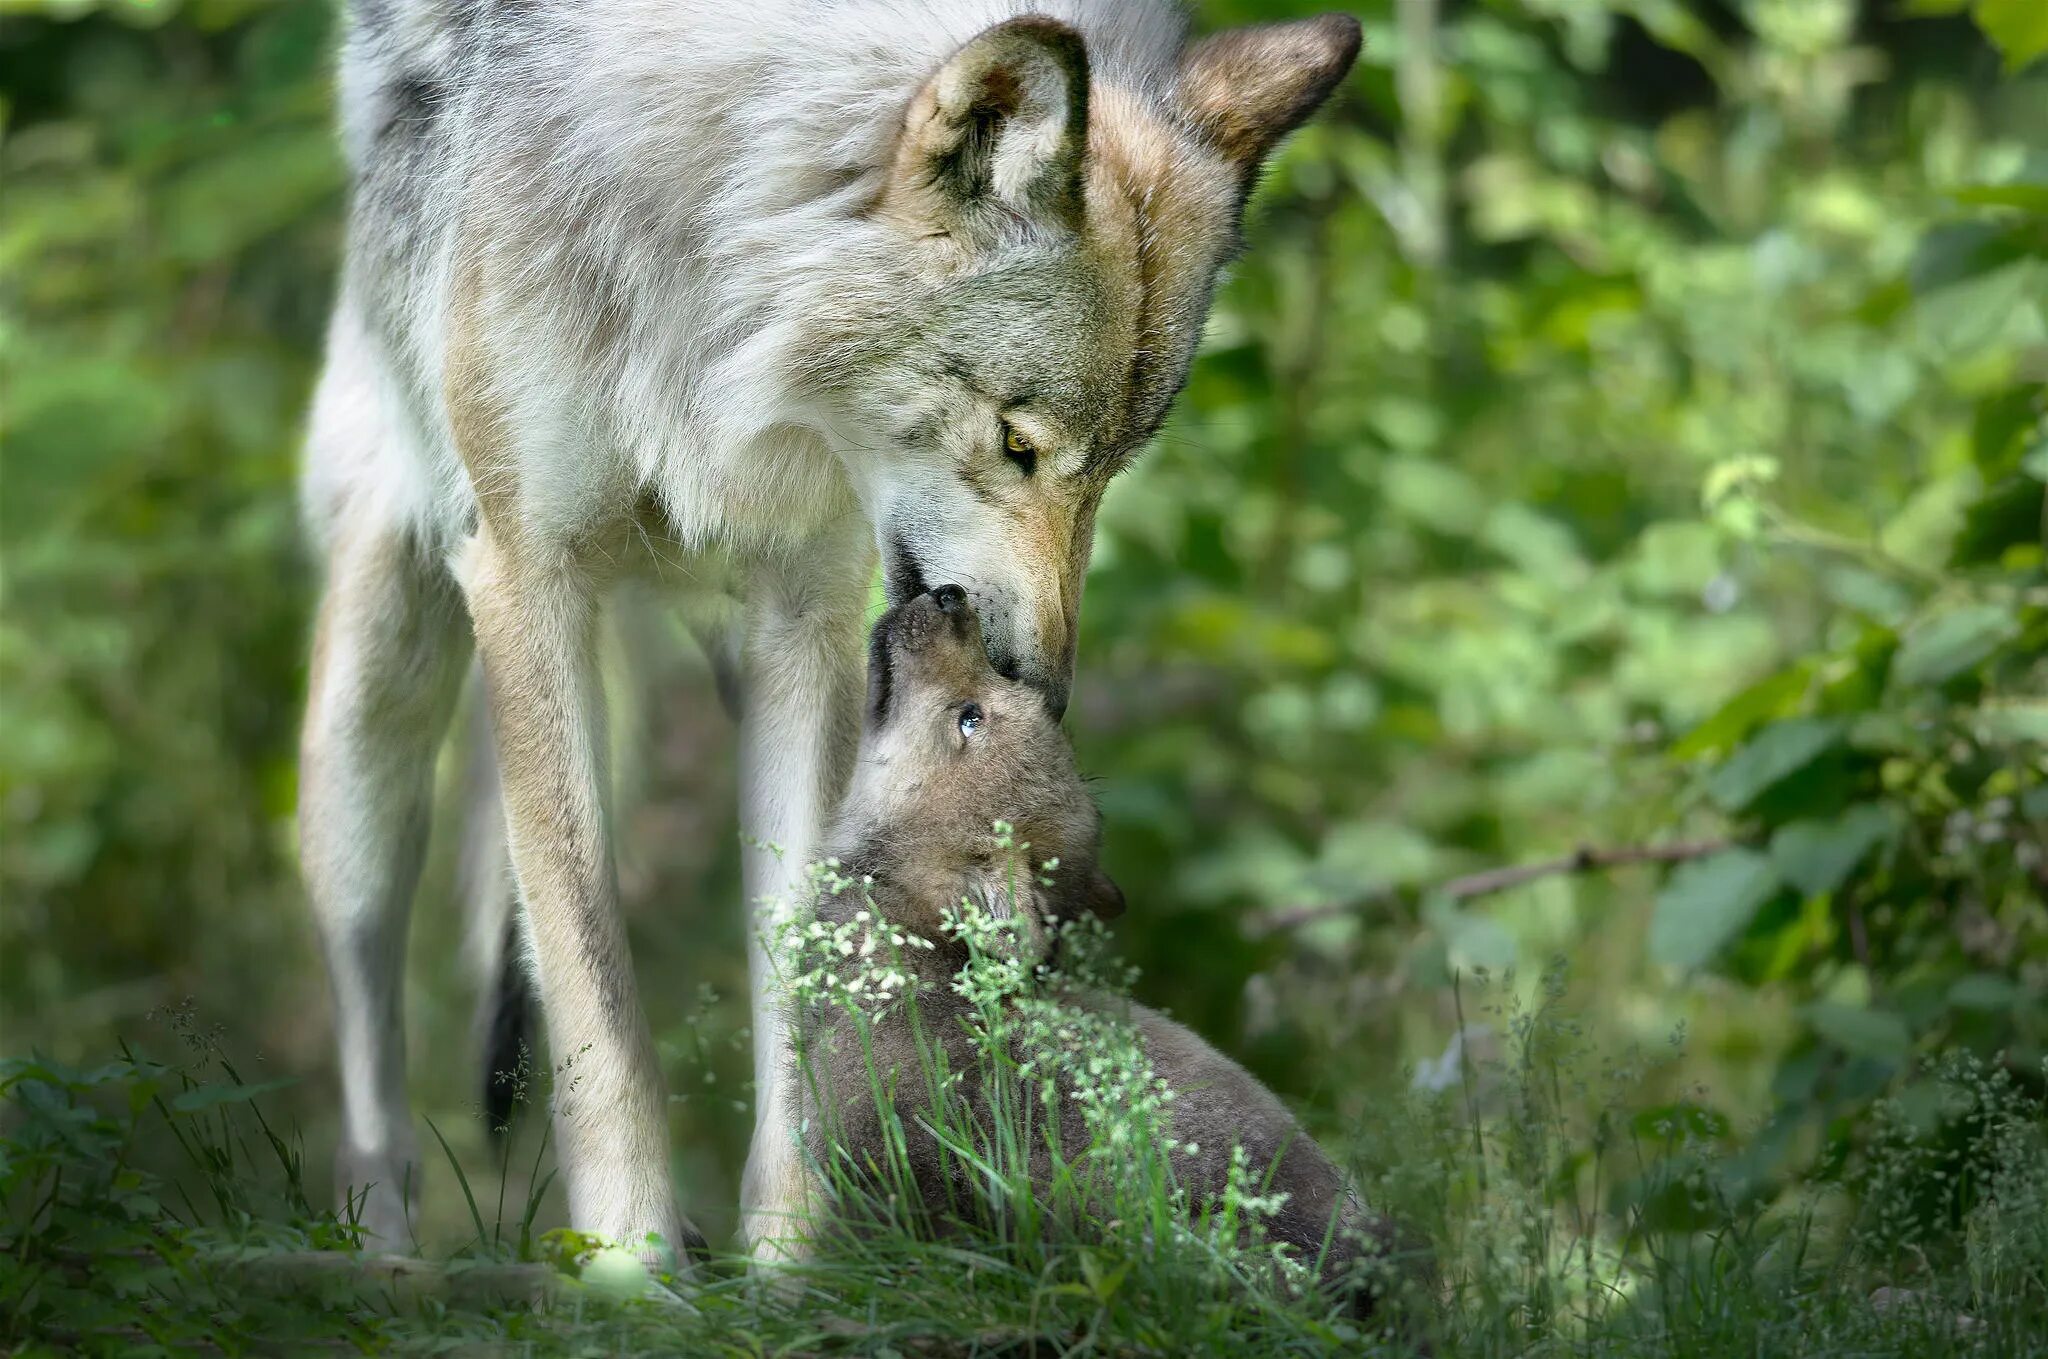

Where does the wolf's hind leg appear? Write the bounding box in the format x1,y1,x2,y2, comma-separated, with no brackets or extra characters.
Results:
301,517,471,1252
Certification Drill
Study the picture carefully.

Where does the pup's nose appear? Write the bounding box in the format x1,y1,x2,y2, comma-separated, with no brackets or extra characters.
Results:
931,584,967,613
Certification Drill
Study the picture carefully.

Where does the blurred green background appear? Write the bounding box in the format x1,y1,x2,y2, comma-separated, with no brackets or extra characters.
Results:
3,0,2044,1250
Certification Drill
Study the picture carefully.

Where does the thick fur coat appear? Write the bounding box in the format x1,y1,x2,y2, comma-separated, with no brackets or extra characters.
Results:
301,0,1360,1260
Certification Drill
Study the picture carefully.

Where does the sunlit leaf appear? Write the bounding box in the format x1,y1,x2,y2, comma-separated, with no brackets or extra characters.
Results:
1891,603,2020,688
1706,718,1846,813
1424,894,1517,972
1802,1002,1911,1060
1670,664,1814,760
1974,0,2048,72
2022,437,2048,483
1972,699,2048,744
1769,805,1897,899
1650,849,1782,970
1947,973,2020,1011
1950,183,2048,214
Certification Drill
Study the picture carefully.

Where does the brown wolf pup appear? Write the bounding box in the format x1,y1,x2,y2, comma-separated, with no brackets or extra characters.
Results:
793,585,1398,1320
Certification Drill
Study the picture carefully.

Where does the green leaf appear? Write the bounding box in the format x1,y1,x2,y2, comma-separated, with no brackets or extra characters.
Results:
1650,849,1782,970
161,129,342,264
1974,699,2048,745
1802,1002,1912,1060
1424,894,1517,971
1381,457,1485,536
1947,974,2020,1011
1975,0,2048,72
1706,718,1846,813
2022,437,2048,483
1892,603,2021,688
1768,804,1897,898
1079,1249,1133,1304
1670,664,1813,759
170,1077,297,1113
1913,260,2041,357
1950,183,2048,215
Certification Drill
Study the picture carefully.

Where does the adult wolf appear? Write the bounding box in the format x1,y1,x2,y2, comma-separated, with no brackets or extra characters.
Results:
300,0,1359,1262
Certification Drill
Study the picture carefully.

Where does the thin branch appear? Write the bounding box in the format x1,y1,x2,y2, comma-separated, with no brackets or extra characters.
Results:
1246,838,1733,939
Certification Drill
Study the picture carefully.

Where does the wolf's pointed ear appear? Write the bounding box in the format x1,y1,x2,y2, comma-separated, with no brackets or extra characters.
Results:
1084,867,1125,923
886,16,1090,234
1178,15,1361,188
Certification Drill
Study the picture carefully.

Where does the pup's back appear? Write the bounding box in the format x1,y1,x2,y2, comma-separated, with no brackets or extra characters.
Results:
794,587,1395,1317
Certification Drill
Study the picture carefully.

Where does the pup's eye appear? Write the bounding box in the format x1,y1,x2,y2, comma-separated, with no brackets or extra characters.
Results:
958,702,984,738
1001,422,1037,478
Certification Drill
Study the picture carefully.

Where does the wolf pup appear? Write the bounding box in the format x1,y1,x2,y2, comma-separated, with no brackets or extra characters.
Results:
795,586,1395,1316
302,0,1360,1259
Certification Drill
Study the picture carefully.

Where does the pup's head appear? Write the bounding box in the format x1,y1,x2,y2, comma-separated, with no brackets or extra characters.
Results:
840,585,1124,945
814,15,1362,716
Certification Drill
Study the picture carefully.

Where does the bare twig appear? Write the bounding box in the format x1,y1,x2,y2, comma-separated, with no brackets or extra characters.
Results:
1247,839,1733,939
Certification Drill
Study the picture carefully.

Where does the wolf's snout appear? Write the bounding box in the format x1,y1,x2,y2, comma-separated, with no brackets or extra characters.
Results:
987,647,1069,722
1037,675,1070,723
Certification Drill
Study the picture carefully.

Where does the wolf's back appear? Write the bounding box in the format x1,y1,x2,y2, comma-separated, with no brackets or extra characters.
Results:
333,0,1195,173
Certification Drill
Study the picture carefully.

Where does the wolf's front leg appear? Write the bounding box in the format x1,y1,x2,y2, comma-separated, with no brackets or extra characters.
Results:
458,531,702,1267
736,519,873,1260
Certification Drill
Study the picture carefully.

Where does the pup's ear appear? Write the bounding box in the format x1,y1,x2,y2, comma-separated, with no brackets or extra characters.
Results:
1084,866,1126,922
885,16,1090,234
1178,15,1361,189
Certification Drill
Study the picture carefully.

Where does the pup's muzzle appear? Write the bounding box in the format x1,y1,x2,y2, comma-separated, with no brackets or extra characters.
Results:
894,583,974,648
865,585,987,725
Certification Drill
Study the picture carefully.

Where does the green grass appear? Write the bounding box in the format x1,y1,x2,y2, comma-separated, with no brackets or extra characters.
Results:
4,924,2044,1356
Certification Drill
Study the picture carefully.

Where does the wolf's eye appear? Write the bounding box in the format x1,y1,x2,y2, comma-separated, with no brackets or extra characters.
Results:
958,702,985,739
1001,422,1037,478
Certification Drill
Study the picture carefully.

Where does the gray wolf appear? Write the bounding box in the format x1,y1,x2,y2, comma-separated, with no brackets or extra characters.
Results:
796,585,1395,1314
299,0,1360,1261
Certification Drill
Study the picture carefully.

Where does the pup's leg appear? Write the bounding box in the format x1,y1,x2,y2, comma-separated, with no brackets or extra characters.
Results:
736,518,872,1259
301,518,470,1252
458,531,702,1266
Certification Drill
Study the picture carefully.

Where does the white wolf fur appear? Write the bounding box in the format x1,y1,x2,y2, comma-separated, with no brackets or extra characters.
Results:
301,0,1358,1264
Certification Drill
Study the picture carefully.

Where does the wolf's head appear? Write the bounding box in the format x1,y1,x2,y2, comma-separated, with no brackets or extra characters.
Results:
836,585,1123,946
812,14,1361,716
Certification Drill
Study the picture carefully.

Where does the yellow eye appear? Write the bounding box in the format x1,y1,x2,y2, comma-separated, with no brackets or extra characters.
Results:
1002,423,1038,476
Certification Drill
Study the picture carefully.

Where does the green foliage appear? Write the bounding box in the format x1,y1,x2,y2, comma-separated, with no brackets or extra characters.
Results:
1661,157,2047,1189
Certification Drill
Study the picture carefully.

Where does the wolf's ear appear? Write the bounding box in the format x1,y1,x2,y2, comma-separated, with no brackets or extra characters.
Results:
1083,867,1126,923
1178,15,1361,188
886,16,1090,234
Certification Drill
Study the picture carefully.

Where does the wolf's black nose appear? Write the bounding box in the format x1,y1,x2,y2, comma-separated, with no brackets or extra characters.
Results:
931,584,967,613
